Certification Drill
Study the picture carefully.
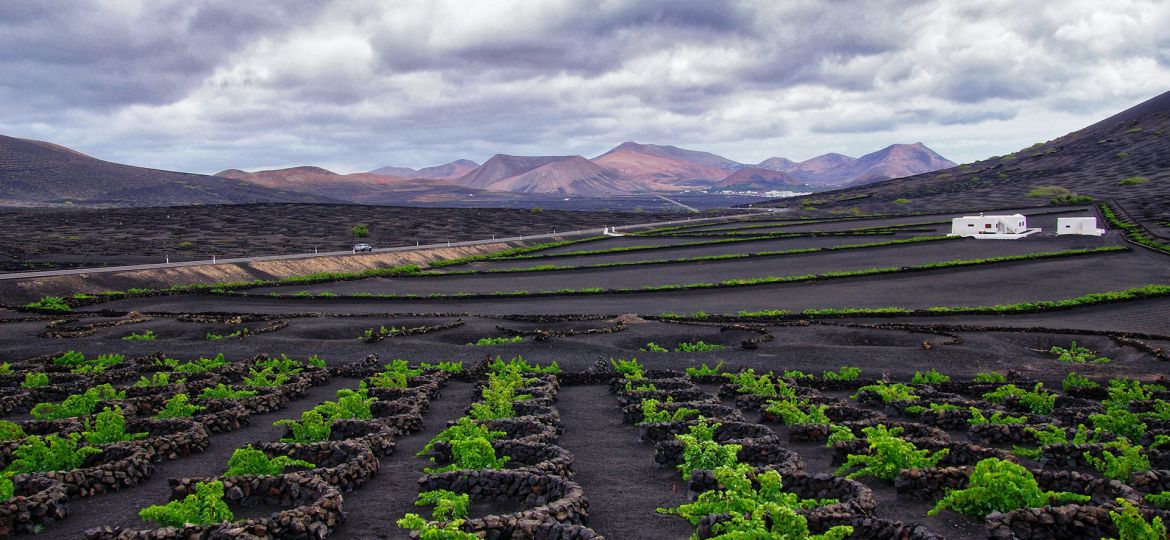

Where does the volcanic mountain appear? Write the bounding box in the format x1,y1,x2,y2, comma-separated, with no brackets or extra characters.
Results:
0,135,333,207
713,167,802,191
453,154,645,195
368,159,479,180
754,145,955,186
591,142,737,187
216,166,483,204
757,89,1170,234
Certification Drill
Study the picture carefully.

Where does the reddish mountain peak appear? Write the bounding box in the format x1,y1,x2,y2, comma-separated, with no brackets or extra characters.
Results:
595,141,741,170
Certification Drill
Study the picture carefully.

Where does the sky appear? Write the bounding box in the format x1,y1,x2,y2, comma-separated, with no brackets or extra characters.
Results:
2,1,1169,175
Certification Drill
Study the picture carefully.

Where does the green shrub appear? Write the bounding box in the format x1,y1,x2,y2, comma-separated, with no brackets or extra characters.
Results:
766,398,830,425
836,425,948,481
675,340,723,352
350,224,369,238
982,383,1056,415
1106,498,1167,540
21,372,49,388
224,445,313,476
424,436,510,474
724,370,792,398
1086,439,1150,481
157,353,228,373
1027,186,1071,198
911,369,950,384
1145,492,1170,510
485,356,559,374
0,420,27,442
610,358,645,378
893,198,911,204
686,361,724,377
275,410,332,443
139,480,233,527
198,384,257,399
4,433,101,474
83,406,148,444
639,399,699,425
133,372,178,388
255,354,304,375
307,355,326,369
414,489,470,522
640,342,669,353
658,464,850,539
783,369,814,380
1119,176,1150,186
823,366,861,381
242,368,289,387
928,458,1089,517
313,389,374,421
421,417,505,457
974,372,1006,383
826,424,856,446
1062,372,1100,392
1051,341,1110,363
419,361,462,373
155,394,205,419
467,336,523,346
31,384,124,420
676,419,740,478
396,514,476,539
968,408,1027,425
852,382,918,403
1091,409,1148,445
123,330,156,341
24,296,71,313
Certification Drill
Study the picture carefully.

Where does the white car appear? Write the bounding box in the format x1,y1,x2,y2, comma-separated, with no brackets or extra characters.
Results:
353,243,373,252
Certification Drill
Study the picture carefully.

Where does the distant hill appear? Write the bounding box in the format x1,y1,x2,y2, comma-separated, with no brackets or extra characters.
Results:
0,135,335,207
217,166,487,205
452,155,647,195
714,167,801,191
754,90,1170,234
368,159,479,180
754,144,955,186
592,142,733,187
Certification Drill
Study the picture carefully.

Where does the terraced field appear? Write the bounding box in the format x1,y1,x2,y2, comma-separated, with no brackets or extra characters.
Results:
0,207,1168,539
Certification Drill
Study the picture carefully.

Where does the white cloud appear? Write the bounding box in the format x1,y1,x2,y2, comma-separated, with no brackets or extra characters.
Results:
0,0,1168,173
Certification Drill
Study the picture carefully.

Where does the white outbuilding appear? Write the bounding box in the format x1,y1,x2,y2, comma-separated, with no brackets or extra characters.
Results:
949,213,1041,239
1056,217,1105,236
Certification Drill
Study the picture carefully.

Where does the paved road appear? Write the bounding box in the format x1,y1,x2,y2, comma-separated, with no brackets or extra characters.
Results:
0,211,766,281
654,194,701,213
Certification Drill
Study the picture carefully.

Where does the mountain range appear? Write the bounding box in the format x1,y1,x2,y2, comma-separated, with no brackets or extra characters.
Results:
0,129,956,205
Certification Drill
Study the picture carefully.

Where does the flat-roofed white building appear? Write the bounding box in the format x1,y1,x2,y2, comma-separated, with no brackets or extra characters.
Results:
949,213,1041,239
1056,217,1105,236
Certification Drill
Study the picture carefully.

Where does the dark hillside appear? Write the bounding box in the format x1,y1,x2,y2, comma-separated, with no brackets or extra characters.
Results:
0,135,336,207
754,90,1170,240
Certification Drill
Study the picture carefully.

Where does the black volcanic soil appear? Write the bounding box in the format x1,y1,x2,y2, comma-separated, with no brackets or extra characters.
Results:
0,204,685,272
1,207,1168,538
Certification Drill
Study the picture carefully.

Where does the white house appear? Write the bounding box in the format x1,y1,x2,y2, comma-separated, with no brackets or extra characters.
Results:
1056,217,1105,236
949,213,1041,239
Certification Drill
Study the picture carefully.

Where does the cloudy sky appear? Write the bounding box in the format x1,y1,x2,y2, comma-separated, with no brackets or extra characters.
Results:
2,1,1169,174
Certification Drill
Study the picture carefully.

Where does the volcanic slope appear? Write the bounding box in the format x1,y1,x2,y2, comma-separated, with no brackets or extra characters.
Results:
0,135,334,207
763,90,1170,239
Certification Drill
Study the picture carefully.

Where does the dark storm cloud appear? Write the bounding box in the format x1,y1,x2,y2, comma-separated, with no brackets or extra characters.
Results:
0,0,1168,171
0,1,324,110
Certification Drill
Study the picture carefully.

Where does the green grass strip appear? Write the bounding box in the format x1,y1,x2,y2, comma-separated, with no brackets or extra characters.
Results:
426,235,959,276
249,246,1127,301
426,236,610,268
722,284,1170,319
1099,202,1170,254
